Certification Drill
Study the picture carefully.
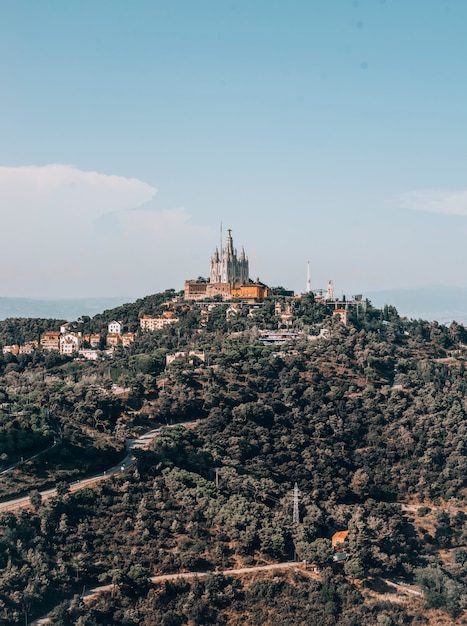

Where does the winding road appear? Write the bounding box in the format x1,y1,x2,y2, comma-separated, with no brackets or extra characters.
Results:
0,423,191,513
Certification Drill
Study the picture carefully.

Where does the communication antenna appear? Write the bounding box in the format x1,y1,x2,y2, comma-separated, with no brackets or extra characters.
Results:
292,482,300,524
306,261,311,293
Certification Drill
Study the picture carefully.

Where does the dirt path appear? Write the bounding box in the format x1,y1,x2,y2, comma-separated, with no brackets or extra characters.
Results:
379,577,423,597
83,561,313,601
399,501,467,514
30,561,312,625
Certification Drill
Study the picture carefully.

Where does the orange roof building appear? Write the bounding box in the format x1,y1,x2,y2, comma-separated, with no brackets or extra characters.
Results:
231,281,268,303
331,530,349,550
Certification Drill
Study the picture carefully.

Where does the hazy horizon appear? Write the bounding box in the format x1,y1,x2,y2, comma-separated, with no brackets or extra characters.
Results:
1,285,466,325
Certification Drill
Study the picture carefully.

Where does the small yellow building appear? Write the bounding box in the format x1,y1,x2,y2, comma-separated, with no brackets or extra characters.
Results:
231,282,268,303
40,331,61,351
333,309,348,325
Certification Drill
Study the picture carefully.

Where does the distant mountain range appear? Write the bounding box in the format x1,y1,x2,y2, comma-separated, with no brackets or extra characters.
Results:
0,287,465,325
0,297,134,321
366,286,467,325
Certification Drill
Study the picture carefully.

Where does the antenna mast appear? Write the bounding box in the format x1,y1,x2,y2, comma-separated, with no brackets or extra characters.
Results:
220,221,223,255
306,261,311,293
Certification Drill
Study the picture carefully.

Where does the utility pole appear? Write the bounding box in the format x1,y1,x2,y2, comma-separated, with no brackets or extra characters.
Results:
292,482,300,524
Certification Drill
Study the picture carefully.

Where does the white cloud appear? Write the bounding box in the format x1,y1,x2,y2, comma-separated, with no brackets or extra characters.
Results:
0,164,157,223
0,164,212,297
396,189,467,216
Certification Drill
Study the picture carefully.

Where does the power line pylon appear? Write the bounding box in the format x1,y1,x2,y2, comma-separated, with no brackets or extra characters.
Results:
292,482,300,524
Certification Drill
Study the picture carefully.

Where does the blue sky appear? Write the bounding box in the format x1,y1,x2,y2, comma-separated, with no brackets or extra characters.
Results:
1,0,466,298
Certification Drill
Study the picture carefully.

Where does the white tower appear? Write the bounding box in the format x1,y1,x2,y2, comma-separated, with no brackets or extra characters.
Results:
325,280,335,301
306,261,311,293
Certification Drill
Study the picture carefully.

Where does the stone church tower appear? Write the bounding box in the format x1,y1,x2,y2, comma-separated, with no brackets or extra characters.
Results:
210,229,249,284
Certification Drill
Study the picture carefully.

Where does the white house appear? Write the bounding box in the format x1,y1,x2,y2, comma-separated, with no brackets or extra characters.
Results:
60,333,81,355
108,320,124,335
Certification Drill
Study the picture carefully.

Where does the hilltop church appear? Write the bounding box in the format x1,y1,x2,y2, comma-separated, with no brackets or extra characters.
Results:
184,229,268,302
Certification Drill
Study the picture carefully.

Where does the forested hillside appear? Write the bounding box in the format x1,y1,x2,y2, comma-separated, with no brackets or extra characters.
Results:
0,292,466,625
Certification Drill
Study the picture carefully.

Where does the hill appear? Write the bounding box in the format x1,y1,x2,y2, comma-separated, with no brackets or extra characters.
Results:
0,292,466,625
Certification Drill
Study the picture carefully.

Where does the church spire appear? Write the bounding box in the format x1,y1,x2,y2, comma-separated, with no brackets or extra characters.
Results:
210,228,249,284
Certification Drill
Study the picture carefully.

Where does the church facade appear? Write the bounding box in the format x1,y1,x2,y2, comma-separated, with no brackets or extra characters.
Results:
210,229,249,284
184,229,267,302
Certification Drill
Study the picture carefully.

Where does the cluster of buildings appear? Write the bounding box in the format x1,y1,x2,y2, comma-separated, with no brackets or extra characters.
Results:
184,229,366,325
2,340,39,356
3,322,135,360
2,313,184,360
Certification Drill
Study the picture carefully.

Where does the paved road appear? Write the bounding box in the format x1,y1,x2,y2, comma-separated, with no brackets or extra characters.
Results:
0,423,196,513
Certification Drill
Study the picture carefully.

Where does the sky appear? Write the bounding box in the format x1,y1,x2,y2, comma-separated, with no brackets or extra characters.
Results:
1,0,467,299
